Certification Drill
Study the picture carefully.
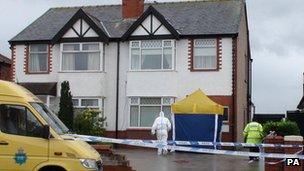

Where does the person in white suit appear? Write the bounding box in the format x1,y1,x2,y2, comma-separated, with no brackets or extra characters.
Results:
151,111,172,155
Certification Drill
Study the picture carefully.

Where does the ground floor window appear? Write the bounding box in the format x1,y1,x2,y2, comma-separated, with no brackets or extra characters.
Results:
223,106,229,123
129,97,174,128
72,97,103,113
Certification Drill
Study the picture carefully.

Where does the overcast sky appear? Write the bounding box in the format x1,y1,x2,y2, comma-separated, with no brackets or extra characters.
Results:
0,0,303,114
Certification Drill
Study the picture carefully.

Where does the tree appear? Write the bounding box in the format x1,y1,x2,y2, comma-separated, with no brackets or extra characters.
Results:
58,81,74,130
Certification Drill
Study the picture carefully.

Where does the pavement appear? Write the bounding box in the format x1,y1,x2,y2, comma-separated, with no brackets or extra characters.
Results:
114,148,263,171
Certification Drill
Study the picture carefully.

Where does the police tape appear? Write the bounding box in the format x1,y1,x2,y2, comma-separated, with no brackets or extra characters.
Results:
70,134,304,159
71,134,303,148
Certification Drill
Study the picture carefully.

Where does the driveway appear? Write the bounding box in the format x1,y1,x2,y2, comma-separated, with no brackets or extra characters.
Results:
114,148,262,171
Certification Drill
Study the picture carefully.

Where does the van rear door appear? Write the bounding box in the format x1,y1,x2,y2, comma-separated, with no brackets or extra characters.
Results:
0,104,48,171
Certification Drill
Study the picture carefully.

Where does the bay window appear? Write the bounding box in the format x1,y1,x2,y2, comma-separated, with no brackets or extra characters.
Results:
129,97,174,127
193,39,217,70
28,44,48,73
130,40,174,70
61,43,101,71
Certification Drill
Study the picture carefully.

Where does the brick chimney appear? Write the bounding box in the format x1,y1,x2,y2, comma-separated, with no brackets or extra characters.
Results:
122,0,144,19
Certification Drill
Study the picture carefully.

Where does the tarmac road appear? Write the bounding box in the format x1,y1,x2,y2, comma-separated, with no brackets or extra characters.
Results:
115,148,262,171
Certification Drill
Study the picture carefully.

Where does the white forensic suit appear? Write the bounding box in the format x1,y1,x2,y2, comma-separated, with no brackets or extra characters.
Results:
151,111,172,155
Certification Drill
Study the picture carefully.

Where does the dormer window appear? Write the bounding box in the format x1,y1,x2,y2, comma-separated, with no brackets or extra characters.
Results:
130,40,175,71
28,44,48,73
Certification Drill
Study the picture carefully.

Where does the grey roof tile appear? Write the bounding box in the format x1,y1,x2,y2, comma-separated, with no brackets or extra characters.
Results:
10,1,242,42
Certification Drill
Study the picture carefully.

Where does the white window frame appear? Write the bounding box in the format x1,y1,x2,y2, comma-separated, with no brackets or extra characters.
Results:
128,97,174,129
72,97,103,110
60,42,103,72
28,44,49,73
193,39,217,70
129,40,175,71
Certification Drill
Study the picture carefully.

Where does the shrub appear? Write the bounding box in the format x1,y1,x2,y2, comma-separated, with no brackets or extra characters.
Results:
73,109,106,136
58,81,74,130
263,120,300,137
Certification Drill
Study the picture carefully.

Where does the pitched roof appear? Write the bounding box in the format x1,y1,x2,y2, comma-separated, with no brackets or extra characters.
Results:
297,96,304,109
0,54,11,64
10,0,243,42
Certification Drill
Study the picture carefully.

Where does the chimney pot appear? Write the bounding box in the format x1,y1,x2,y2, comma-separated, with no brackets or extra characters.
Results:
122,0,144,19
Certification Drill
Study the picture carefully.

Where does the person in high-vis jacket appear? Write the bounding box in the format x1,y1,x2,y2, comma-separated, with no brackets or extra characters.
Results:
243,119,264,161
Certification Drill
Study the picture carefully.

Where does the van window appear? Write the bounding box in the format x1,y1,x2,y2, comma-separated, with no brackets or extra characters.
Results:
0,104,44,138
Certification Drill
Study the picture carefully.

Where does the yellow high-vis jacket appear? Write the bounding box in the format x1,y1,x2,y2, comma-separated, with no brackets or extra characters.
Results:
243,121,264,144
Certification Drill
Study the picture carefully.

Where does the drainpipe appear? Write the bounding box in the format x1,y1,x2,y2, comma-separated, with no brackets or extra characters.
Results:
115,42,120,139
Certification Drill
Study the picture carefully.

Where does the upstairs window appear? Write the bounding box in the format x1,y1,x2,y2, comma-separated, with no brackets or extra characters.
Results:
193,39,217,70
130,40,174,70
29,44,48,73
61,43,101,71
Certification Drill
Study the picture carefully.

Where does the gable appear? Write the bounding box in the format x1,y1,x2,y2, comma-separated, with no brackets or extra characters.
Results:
52,8,109,43
131,15,171,36
63,19,99,38
122,6,179,40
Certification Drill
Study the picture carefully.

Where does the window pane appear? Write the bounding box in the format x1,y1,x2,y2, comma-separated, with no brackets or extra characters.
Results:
26,109,43,138
223,107,229,122
202,56,216,69
72,99,79,107
141,40,162,48
130,106,139,127
163,48,172,69
130,97,139,105
131,49,140,70
141,49,162,69
131,41,140,48
83,43,99,51
62,52,100,71
140,98,161,105
63,44,80,51
163,40,172,47
0,105,26,136
75,53,88,70
162,97,173,105
81,99,99,107
194,56,203,69
162,106,172,120
195,39,216,47
62,53,75,70
140,106,160,127
87,52,100,70
30,45,47,52
29,53,47,72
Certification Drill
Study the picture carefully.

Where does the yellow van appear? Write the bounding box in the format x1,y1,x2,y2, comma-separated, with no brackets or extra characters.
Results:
0,81,102,171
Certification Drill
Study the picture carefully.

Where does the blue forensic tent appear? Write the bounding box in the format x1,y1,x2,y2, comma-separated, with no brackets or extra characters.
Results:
171,90,224,145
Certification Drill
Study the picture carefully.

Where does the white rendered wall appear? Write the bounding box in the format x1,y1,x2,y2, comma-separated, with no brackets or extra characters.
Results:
14,45,59,83
119,38,233,130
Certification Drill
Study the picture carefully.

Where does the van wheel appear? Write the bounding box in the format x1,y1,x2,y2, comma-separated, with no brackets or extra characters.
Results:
39,166,66,171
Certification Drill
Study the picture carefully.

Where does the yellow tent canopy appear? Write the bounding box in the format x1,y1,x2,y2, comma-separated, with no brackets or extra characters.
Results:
172,89,224,115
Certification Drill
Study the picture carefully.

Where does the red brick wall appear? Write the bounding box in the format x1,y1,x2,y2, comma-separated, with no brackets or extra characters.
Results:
0,64,12,81
122,0,144,19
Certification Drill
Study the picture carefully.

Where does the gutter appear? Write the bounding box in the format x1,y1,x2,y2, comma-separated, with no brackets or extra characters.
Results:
115,42,120,139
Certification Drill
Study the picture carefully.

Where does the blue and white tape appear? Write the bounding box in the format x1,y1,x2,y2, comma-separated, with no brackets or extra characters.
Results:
71,134,303,148
70,134,304,159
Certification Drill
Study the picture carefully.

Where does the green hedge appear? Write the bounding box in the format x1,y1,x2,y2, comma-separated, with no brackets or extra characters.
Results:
73,109,106,136
263,120,300,136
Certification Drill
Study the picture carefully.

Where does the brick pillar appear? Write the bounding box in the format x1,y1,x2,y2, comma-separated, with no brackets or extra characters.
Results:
264,136,284,171
283,136,303,171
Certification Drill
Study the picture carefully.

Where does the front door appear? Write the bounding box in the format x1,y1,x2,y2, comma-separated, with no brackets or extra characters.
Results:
0,104,48,170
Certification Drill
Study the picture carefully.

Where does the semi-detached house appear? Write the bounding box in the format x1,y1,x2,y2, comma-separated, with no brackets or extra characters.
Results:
9,0,252,142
